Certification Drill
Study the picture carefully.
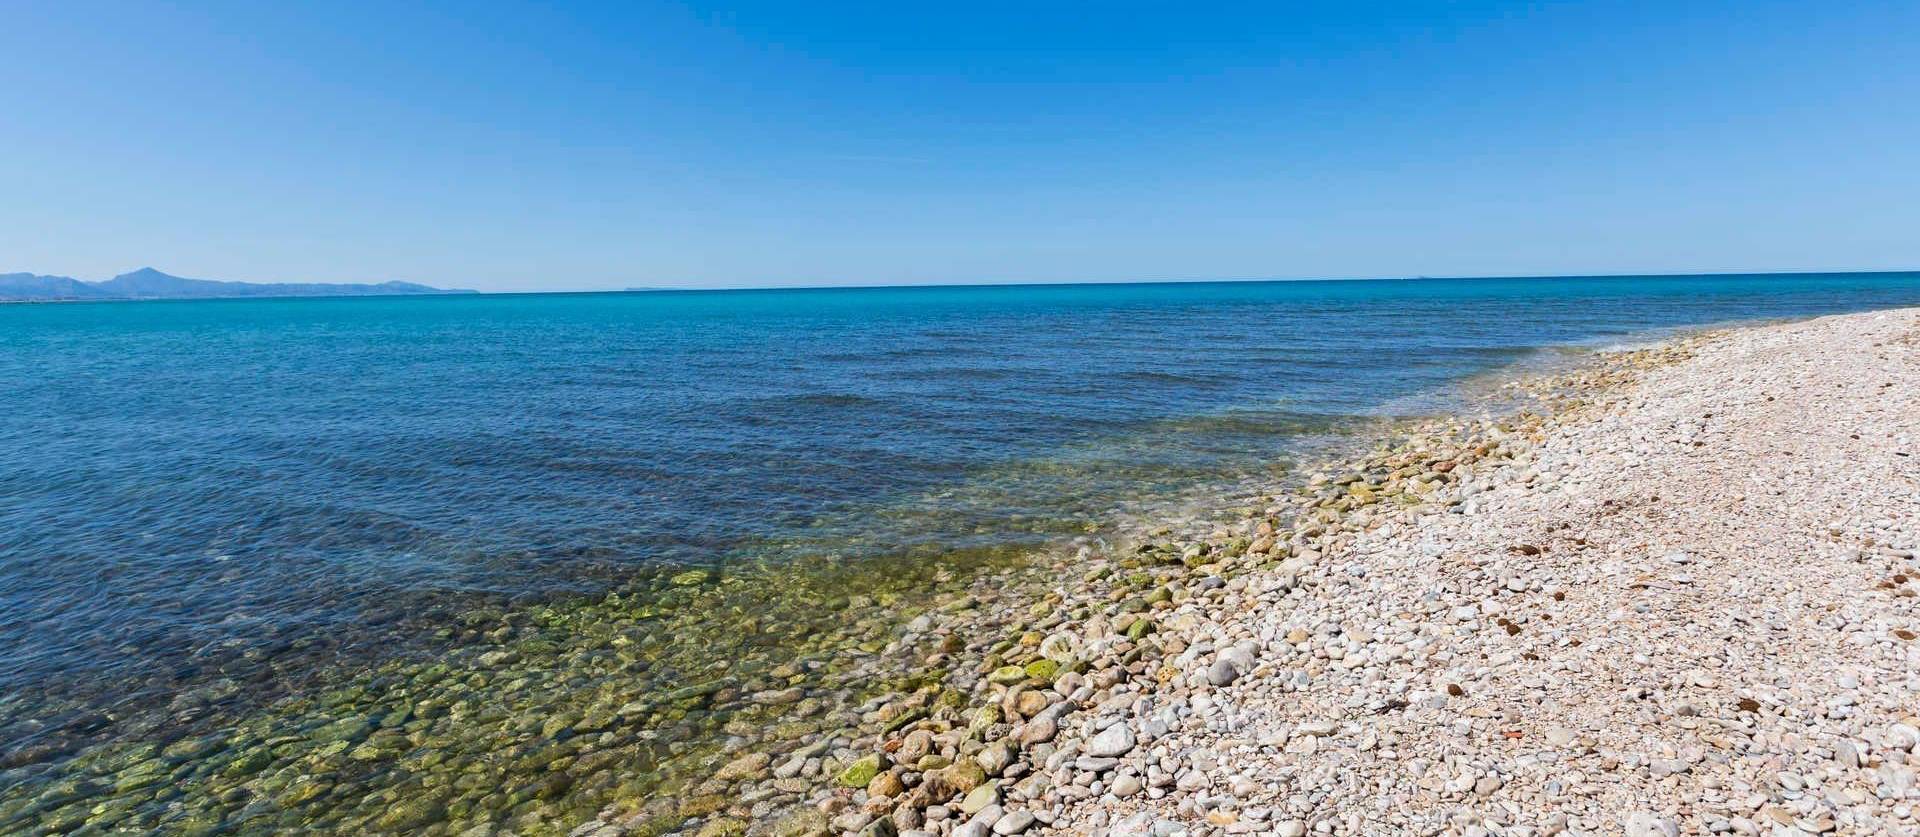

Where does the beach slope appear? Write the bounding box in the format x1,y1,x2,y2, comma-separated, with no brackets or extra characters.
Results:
1030,308,1919,835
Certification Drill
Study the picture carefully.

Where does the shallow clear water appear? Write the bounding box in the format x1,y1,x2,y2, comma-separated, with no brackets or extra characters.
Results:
2,272,1919,744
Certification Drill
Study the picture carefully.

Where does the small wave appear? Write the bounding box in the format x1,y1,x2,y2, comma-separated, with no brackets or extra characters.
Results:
1110,370,1234,386
758,392,890,409
1151,409,1360,437
885,366,1021,382
1453,346,1536,358
817,345,993,363
1585,336,1673,353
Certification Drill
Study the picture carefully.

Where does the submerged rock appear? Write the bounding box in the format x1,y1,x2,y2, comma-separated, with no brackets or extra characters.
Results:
671,569,713,586
715,752,770,782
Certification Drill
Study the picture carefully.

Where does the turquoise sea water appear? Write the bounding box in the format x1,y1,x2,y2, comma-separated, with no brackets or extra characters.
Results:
3,272,1919,779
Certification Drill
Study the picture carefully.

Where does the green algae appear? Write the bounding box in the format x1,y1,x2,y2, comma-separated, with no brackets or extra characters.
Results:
0,542,1038,836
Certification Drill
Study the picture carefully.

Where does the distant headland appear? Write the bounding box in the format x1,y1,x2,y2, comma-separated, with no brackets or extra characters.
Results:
0,267,475,302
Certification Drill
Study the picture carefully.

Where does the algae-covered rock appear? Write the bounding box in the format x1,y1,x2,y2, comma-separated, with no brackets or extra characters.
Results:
835,752,887,788
160,734,226,763
38,804,89,832
713,751,769,782
1022,659,1059,681
985,666,1027,686
671,569,713,586
695,818,748,837
767,720,818,740
279,777,332,806
881,708,927,733
625,813,686,837
663,679,729,705
768,806,830,837
967,704,1002,733
110,761,166,793
678,793,728,817
171,810,225,836
1180,546,1212,568
925,759,985,798
532,771,575,801
373,793,448,830
309,716,373,745
476,649,519,668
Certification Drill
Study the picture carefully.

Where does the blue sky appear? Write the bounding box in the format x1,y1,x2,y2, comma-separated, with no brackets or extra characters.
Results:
2,1,1916,291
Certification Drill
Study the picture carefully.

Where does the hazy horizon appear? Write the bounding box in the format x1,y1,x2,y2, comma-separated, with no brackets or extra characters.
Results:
5,2,1917,292
8,265,1920,298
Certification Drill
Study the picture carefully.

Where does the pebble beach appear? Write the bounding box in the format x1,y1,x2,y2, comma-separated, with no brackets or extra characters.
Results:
622,307,1920,837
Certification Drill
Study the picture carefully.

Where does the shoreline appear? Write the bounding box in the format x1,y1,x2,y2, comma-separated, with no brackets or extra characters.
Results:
650,307,1915,837
577,331,1705,836
3,308,1913,836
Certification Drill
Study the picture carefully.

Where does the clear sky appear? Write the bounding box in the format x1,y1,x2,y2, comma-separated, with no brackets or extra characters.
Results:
3,1,1916,292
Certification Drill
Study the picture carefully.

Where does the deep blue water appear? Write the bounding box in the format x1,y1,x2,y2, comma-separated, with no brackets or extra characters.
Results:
3,272,1919,704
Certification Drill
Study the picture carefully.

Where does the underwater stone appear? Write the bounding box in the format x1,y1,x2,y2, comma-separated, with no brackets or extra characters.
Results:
372,793,448,831
713,752,770,782
670,570,713,586
768,807,830,837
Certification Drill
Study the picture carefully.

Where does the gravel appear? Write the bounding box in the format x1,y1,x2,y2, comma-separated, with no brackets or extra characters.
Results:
1032,309,1920,835
615,308,1918,837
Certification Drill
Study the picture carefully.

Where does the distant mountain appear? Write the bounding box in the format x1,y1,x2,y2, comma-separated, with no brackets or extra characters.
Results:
0,267,475,301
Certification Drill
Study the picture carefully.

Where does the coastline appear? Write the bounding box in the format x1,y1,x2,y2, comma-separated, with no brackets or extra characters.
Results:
647,307,1917,837
3,308,1914,836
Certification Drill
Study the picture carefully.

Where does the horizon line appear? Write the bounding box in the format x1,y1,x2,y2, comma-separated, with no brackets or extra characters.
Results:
8,266,1918,304
576,266,1920,296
